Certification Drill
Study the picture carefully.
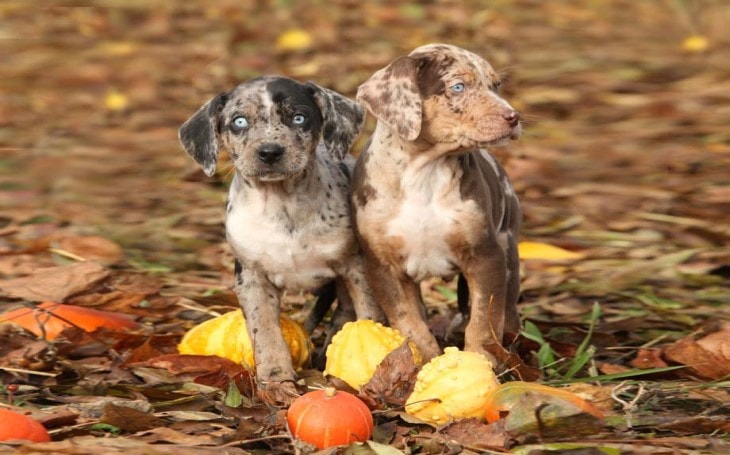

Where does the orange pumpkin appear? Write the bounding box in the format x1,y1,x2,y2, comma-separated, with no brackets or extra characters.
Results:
484,381,604,423
0,301,140,340
287,387,373,449
0,409,51,442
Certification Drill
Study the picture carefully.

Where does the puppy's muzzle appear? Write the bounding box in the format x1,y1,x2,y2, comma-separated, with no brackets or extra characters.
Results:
257,143,285,164
502,110,520,128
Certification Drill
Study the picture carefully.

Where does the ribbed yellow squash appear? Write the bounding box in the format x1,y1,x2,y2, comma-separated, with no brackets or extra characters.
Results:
177,309,311,370
405,347,500,425
324,320,422,390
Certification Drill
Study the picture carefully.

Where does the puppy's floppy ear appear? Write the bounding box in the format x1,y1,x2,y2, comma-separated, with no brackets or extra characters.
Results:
306,82,365,161
178,92,227,176
356,56,422,141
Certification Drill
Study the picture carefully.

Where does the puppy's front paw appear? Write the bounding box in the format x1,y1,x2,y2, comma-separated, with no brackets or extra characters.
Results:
256,380,300,406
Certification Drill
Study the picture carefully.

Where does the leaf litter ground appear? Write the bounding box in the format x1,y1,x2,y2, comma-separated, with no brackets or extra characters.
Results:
1,1,729,454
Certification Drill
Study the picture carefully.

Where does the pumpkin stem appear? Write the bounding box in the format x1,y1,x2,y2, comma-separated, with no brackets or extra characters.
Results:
324,386,337,398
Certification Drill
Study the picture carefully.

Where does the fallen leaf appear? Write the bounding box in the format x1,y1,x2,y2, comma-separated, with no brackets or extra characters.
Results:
696,328,730,360
484,382,604,439
343,440,406,454
664,329,730,380
681,35,709,53
518,241,584,261
0,261,109,302
359,343,420,410
598,363,632,375
0,301,140,340
129,354,255,397
441,418,508,449
3,436,248,454
54,236,124,265
657,415,730,434
63,397,152,419
134,426,226,446
275,28,313,52
630,348,669,369
105,90,129,111
101,403,164,433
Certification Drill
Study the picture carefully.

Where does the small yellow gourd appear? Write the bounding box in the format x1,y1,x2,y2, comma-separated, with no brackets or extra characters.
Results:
405,347,500,425
178,309,311,370
324,320,422,390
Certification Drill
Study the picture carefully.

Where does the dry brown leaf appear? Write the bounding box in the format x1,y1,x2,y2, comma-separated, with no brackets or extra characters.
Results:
657,416,730,434
441,418,509,450
1,437,248,454
696,328,730,360
101,403,164,433
0,261,109,302
664,330,730,380
133,426,226,446
129,354,246,377
129,354,255,397
359,342,420,410
54,236,124,265
630,348,669,370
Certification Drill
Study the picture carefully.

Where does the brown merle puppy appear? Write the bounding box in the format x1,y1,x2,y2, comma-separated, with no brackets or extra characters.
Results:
179,76,384,402
352,44,522,365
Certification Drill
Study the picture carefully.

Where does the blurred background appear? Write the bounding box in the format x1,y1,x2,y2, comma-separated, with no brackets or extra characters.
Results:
1,1,729,325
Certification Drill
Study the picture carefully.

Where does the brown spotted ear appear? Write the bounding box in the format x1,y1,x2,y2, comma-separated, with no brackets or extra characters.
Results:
306,83,365,162
356,56,422,141
178,92,227,176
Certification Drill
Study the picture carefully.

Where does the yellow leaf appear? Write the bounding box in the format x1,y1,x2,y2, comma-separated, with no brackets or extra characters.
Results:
681,35,709,53
99,41,136,56
518,241,583,261
104,91,128,111
275,29,313,52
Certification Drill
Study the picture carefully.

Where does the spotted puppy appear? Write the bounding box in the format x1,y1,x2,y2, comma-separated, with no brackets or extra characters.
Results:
353,44,522,365
179,76,384,401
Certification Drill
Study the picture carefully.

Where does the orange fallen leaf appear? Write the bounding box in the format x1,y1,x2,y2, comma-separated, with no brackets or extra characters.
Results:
630,348,668,370
484,381,604,439
484,381,604,423
0,301,140,340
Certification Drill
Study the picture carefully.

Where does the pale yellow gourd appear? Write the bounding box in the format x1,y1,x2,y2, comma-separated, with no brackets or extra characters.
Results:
405,347,500,425
177,309,311,370
324,320,422,390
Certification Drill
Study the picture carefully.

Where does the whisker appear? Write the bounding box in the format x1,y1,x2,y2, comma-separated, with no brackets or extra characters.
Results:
496,64,523,78
218,161,236,181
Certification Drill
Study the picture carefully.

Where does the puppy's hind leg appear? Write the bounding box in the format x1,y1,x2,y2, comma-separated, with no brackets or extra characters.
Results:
503,234,522,345
307,280,356,369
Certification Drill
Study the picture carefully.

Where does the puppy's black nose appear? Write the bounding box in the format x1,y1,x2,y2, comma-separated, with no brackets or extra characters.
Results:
257,144,285,164
502,110,520,127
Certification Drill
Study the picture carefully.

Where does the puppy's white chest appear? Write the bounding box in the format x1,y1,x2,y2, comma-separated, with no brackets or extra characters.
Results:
226,190,347,290
386,163,478,281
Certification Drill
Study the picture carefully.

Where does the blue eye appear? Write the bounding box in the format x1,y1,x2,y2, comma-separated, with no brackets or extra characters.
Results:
232,116,248,129
292,114,306,125
450,83,465,93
